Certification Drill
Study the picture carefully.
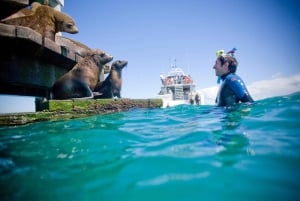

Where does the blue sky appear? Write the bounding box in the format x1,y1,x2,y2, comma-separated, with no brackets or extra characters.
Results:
1,0,300,112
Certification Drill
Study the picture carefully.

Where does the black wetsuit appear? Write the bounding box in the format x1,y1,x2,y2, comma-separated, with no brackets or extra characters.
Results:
216,73,254,107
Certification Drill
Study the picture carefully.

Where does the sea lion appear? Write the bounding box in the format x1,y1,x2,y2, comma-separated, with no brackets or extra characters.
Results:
55,36,112,76
94,60,128,99
51,49,113,99
1,4,78,41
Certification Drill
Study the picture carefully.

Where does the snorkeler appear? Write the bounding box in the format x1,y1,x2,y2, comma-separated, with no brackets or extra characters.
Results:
213,48,254,107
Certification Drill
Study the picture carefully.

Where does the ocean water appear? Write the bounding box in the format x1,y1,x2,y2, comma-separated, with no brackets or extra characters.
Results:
0,92,300,201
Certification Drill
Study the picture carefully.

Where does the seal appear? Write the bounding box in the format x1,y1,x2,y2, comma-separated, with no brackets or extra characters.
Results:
1,4,78,41
51,49,113,99
94,60,128,99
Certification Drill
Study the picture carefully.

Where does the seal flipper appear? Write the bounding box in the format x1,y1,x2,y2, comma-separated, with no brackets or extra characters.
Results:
93,92,103,99
69,79,94,99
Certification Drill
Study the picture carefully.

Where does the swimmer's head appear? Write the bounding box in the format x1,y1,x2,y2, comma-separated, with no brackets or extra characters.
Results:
216,49,238,73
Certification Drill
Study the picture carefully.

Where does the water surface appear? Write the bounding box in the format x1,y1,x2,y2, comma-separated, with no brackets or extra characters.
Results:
1,92,300,201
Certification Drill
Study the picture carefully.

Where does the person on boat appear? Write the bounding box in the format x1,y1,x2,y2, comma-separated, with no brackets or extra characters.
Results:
195,93,200,105
213,49,254,107
160,73,165,85
189,93,194,105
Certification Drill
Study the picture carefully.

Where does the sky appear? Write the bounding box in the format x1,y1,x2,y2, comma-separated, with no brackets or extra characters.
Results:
1,0,300,113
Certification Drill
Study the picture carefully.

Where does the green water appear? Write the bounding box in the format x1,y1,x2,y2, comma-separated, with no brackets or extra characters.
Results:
1,92,300,201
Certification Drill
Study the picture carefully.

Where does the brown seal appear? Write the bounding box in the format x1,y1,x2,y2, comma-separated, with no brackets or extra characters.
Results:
2,3,78,41
94,60,128,98
51,49,113,99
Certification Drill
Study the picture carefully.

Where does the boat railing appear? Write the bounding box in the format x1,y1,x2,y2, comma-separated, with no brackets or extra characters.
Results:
163,75,193,86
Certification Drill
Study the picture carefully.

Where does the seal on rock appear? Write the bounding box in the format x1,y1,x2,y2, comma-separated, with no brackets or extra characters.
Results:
94,60,128,99
51,49,113,99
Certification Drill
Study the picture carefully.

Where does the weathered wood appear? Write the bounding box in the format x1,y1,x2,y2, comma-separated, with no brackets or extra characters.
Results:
0,99,163,126
0,23,85,98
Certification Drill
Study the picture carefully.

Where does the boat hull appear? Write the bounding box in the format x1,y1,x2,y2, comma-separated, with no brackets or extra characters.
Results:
157,93,190,108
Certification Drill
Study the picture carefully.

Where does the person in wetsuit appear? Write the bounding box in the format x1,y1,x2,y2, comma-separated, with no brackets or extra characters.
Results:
213,51,254,107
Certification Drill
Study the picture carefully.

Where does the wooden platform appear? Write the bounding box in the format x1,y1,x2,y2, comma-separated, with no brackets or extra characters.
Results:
0,23,84,98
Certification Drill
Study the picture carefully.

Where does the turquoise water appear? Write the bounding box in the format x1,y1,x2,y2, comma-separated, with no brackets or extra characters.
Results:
1,92,300,201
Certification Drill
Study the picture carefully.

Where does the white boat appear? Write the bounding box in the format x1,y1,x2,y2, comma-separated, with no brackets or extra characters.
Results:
157,64,204,108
